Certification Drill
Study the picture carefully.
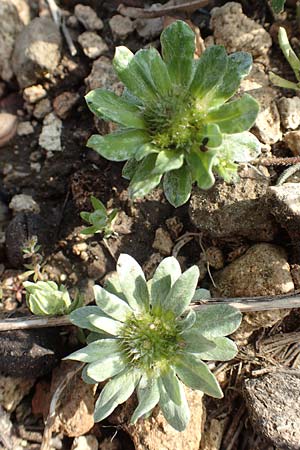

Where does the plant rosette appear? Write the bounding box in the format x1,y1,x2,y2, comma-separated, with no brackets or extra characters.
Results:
85,20,261,207
67,254,242,431
24,281,83,316
80,196,118,238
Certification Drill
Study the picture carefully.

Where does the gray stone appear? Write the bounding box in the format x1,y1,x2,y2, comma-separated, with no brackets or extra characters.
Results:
0,0,23,82
12,17,62,88
9,194,40,214
244,373,300,449
78,31,108,59
74,4,103,31
189,166,277,241
33,98,52,120
17,121,34,136
277,96,300,129
135,17,163,40
210,2,272,58
85,56,123,93
39,113,62,152
109,15,135,40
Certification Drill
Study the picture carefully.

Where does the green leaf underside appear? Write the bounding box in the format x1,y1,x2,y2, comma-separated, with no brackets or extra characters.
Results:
190,46,228,100
162,265,199,317
113,47,158,103
181,329,216,354
193,305,242,338
153,150,184,174
93,285,133,322
163,165,192,207
82,365,98,384
151,257,182,310
117,254,149,311
161,369,182,405
67,338,120,363
192,288,211,301
69,306,113,333
206,94,259,134
104,272,127,301
161,20,195,88
158,378,190,431
178,309,196,330
94,369,141,422
221,132,261,162
186,148,217,190
85,89,146,129
131,377,160,423
86,331,109,344
175,353,223,398
208,52,252,108
87,130,150,162
129,154,162,199
198,336,238,361
87,353,126,382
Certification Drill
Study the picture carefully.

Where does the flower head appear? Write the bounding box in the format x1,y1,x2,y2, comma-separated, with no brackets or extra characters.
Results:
67,254,241,431
86,20,261,207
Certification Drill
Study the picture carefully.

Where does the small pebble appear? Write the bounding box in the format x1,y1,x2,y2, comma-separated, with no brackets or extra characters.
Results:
23,85,47,104
74,4,103,31
17,121,34,136
78,32,108,59
0,113,18,147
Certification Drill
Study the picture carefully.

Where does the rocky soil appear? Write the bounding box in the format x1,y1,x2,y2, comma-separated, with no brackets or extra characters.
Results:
1,1,300,449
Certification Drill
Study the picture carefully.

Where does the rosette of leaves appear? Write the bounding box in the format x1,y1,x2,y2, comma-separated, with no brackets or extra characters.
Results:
80,196,118,238
86,20,260,207
24,281,83,316
67,254,242,431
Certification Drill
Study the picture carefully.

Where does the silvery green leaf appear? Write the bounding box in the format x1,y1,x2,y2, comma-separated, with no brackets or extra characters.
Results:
86,331,110,344
151,257,182,311
208,52,252,108
206,94,259,134
178,309,196,330
113,46,158,103
134,47,172,98
134,143,159,161
122,158,139,180
198,123,222,148
153,150,184,174
192,288,211,301
161,20,195,87
69,306,114,333
131,377,160,423
88,313,123,335
198,336,238,361
117,254,149,311
66,338,120,362
128,154,162,199
87,130,150,162
90,196,106,213
24,281,71,316
103,273,127,301
190,46,228,99
186,148,217,190
161,265,199,317
80,211,92,222
163,165,192,207
193,305,242,338
221,132,261,162
175,353,223,398
85,89,146,129
93,285,133,322
82,365,98,384
94,369,141,422
158,378,190,431
87,353,126,382
180,329,216,354
161,369,182,405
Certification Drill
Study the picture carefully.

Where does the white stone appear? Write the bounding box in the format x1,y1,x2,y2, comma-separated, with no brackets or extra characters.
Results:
17,121,34,136
74,4,103,31
9,194,40,214
78,31,108,59
277,96,300,129
39,112,62,152
71,435,98,450
109,15,135,40
23,84,47,104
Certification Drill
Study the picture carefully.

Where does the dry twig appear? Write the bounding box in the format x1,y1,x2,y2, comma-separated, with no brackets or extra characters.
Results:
118,0,212,18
